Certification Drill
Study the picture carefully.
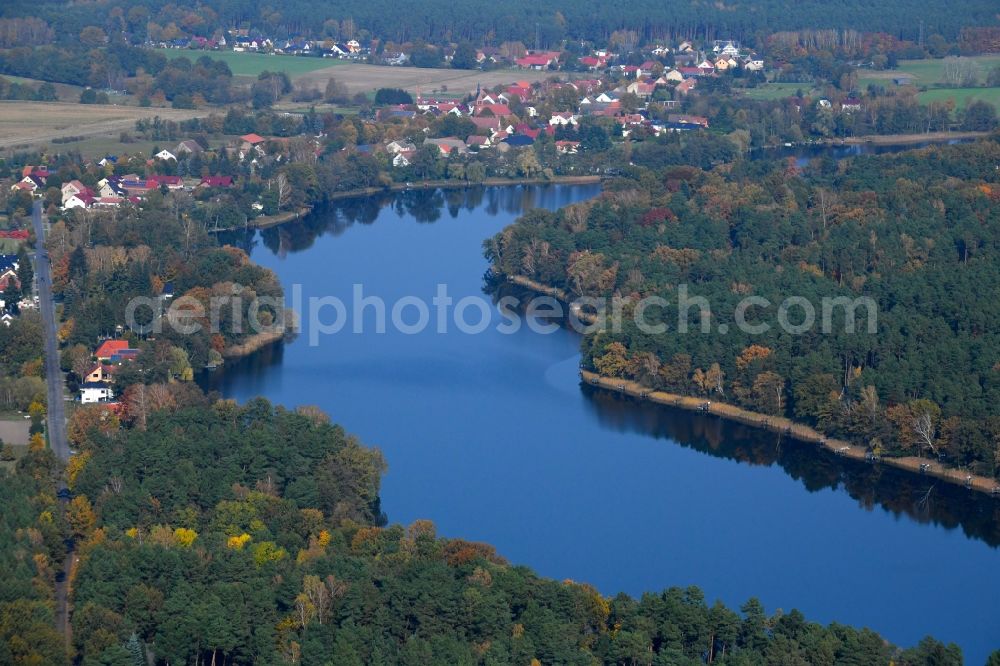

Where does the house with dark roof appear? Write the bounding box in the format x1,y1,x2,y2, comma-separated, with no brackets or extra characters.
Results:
667,113,709,130
80,381,114,404
503,135,535,147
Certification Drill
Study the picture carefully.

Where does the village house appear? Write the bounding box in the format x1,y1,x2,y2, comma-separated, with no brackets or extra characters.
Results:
154,149,177,161
625,81,657,99
549,112,579,126
11,173,45,197
841,97,863,112
97,178,127,198
0,260,20,294
237,133,267,159
465,135,491,150
392,151,415,168
63,193,95,210
385,140,417,155
80,382,114,404
199,176,234,189
148,175,184,190
667,113,710,130
423,137,468,156
676,79,697,96
95,339,136,362
175,139,204,155
555,140,580,154
515,51,560,70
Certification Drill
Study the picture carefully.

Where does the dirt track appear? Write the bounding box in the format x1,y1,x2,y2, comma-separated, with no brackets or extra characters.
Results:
0,101,203,149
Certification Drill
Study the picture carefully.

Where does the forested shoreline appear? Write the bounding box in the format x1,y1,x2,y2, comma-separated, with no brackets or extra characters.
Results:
0,389,966,664
487,136,1000,480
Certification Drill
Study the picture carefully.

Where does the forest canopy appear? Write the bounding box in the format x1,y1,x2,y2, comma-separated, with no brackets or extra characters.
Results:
54,393,962,664
487,136,1000,478
3,0,998,46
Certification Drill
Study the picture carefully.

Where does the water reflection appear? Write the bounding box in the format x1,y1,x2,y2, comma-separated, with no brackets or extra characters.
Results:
217,184,599,257
583,387,1000,547
483,277,1000,550
210,183,1000,551
203,181,1000,662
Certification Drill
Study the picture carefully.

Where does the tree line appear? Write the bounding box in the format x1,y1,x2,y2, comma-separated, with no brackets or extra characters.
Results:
54,392,969,664
487,136,1000,477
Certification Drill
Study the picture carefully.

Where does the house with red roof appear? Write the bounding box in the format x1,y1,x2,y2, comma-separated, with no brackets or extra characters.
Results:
474,103,512,118
466,135,491,149
147,175,184,190
506,84,534,101
676,79,697,96
469,116,504,133
515,52,560,70
95,339,131,362
579,56,606,70
514,124,542,140
199,176,233,188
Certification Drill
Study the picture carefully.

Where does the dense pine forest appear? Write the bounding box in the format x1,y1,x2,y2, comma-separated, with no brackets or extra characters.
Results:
5,0,999,45
0,392,966,664
487,137,1000,478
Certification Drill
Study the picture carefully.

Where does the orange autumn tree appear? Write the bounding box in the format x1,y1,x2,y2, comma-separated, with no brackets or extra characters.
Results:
736,344,773,372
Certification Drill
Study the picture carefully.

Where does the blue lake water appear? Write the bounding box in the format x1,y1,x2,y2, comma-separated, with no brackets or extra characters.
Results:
205,184,1000,663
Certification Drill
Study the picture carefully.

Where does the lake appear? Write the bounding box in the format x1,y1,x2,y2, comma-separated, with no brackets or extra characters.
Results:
204,184,1000,663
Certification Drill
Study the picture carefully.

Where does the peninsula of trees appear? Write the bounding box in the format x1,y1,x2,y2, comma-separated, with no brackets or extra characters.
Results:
487,136,1000,479
1,392,971,664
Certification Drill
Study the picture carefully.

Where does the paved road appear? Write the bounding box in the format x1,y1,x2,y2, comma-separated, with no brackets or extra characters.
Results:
31,200,69,463
31,200,73,643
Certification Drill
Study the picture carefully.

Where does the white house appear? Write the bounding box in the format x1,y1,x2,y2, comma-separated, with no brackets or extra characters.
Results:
155,149,176,161
80,382,114,404
63,194,92,210
385,140,416,154
392,152,413,167
549,112,578,126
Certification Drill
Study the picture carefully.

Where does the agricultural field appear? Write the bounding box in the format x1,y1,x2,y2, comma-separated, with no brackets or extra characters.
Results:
293,63,551,96
154,47,551,95
857,55,1000,105
894,54,1000,85
0,101,203,151
154,48,344,78
0,74,84,103
917,86,1000,109
741,82,815,101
